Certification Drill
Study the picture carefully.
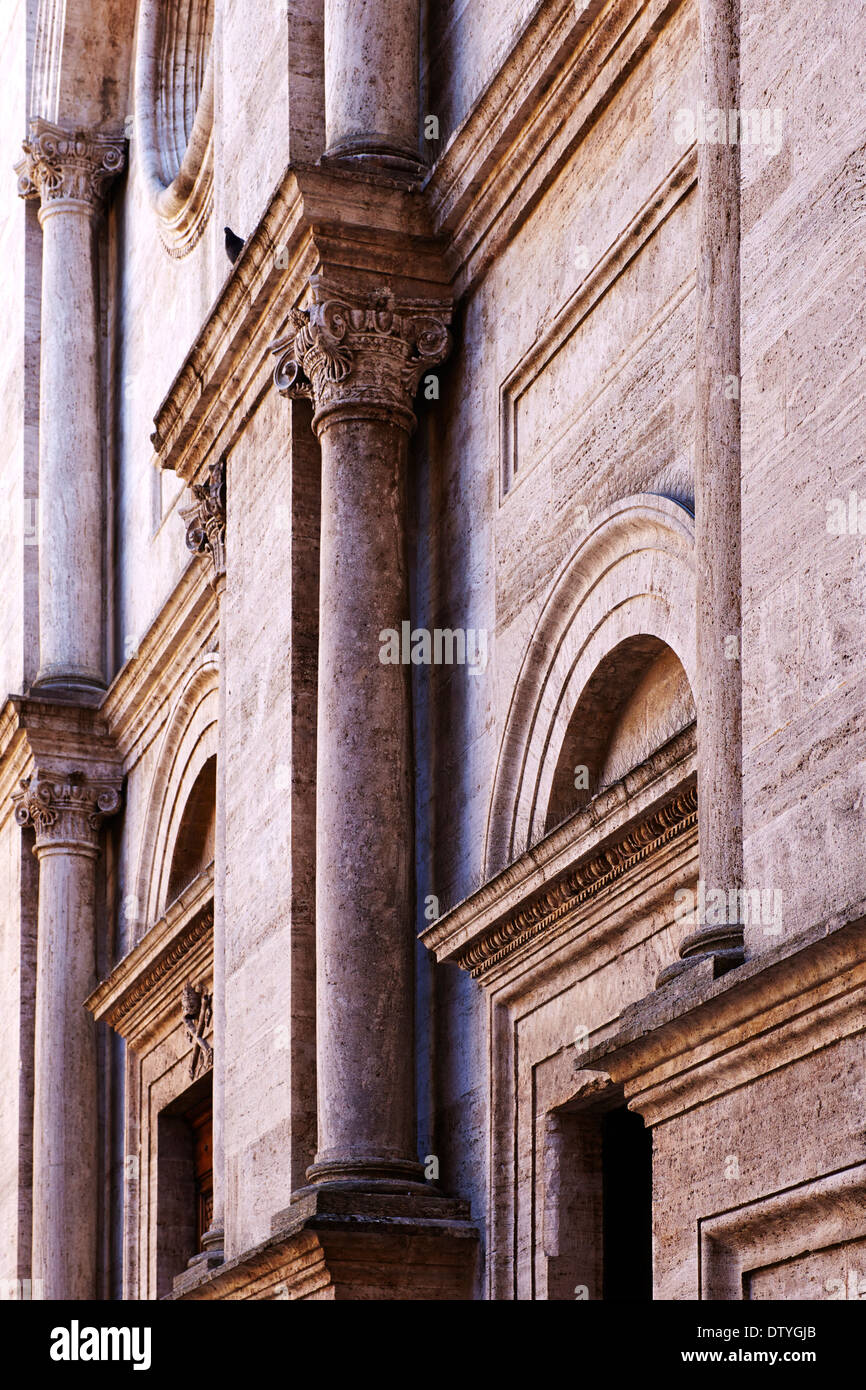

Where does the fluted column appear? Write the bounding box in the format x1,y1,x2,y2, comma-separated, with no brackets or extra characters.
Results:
13,772,121,1299
660,0,743,985
181,459,227,1263
17,120,125,694
272,279,451,1187
323,0,423,175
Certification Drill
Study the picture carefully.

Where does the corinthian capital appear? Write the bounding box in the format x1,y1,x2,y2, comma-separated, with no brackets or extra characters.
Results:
17,119,125,215
181,457,227,578
13,771,122,853
270,277,452,430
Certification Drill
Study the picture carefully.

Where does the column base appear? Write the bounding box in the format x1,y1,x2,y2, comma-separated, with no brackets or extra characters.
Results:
321,136,427,181
32,667,106,702
173,1249,226,1295
170,1186,478,1300
656,923,745,988
305,1154,428,1192
199,1221,225,1259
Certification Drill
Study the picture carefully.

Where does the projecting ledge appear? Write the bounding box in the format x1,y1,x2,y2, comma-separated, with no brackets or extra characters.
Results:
572,911,866,1127
169,1188,478,1301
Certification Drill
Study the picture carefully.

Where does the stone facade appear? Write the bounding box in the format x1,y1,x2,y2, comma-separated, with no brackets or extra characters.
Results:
0,0,864,1301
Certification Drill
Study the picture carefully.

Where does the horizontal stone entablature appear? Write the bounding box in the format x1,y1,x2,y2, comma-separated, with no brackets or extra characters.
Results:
0,695,123,806
422,722,696,981
148,0,690,489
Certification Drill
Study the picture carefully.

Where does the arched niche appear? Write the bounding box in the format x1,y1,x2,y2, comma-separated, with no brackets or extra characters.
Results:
485,494,696,876
135,652,218,932
135,0,215,257
165,754,216,904
546,637,695,831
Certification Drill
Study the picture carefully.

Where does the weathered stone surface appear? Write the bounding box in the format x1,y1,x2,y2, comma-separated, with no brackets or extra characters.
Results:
0,0,863,1304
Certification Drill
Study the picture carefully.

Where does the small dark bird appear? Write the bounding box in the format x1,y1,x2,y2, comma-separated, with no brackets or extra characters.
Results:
224,226,245,265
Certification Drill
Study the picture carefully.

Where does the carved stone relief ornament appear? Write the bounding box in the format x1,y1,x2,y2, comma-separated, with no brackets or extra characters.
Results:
13,771,122,852
181,456,226,577
182,982,213,1079
269,277,452,428
16,119,126,215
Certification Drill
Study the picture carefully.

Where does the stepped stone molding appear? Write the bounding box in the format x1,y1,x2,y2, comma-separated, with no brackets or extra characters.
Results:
98,902,214,1034
17,118,125,215
457,786,697,978
270,277,452,430
485,495,696,876
422,723,697,973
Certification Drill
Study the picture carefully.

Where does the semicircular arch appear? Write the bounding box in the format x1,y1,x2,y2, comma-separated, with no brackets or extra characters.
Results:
484,494,696,877
134,650,219,934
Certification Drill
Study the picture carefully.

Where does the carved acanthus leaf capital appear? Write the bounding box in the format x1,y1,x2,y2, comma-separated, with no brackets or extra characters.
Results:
18,119,126,214
181,457,226,577
13,771,122,851
270,278,452,428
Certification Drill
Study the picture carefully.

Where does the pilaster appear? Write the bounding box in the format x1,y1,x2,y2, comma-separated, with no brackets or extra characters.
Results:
178,457,227,1271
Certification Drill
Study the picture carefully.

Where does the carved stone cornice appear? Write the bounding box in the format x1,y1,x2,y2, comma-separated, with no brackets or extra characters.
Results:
455,786,698,978
422,725,698,981
13,770,122,853
17,118,125,217
106,911,212,1031
270,276,452,433
181,456,226,578
86,872,215,1043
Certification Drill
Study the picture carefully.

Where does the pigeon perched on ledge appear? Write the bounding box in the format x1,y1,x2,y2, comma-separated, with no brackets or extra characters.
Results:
224,226,245,264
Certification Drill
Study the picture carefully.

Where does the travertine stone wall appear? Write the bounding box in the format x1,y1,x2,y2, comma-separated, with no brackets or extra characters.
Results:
739,0,866,953
0,0,36,1295
0,804,37,1290
1,0,864,1302
653,1037,866,1299
222,394,318,1257
0,0,35,702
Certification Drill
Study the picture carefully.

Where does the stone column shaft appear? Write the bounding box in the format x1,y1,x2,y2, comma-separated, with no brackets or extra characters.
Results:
272,280,451,1187
313,412,416,1179
666,0,744,981
18,120,125,694
324,0,423,175
13,774,121,1299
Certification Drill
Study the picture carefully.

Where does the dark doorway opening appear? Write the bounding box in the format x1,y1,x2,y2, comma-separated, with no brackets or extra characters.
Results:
602,1105,653,1300
156,1071,213,1297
